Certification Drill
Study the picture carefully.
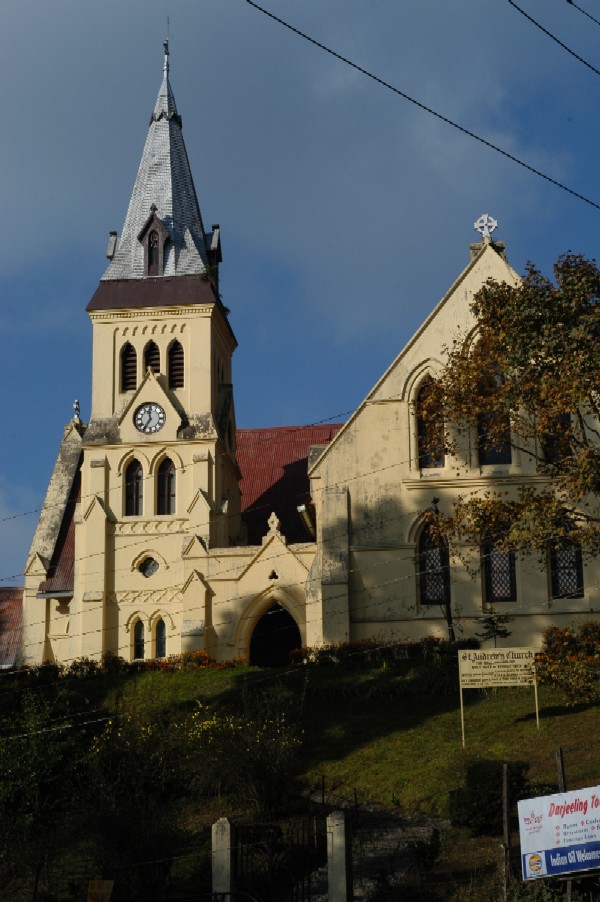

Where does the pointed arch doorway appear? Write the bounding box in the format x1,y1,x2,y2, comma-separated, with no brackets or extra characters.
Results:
249,603,302,667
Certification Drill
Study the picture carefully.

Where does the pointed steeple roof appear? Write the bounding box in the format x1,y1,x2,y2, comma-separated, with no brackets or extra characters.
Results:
102,41,211,281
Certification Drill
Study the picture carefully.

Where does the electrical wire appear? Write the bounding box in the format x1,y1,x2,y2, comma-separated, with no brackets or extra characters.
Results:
565,0,600,30
243,0,600,212
507,0,600,78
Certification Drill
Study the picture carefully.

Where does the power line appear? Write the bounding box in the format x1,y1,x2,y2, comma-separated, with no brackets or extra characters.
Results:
508,0,600,77
566,0,600,30
244,0,600,212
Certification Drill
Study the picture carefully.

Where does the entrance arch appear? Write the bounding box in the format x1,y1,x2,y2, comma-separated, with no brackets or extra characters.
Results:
249,603,302,667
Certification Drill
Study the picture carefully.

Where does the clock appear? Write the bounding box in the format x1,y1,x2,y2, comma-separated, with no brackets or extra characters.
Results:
134,402,166,434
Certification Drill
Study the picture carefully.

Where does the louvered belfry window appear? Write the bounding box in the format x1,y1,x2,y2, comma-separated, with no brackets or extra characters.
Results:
121,343,137,391
419,526,451,605
144,341,160,374
168,340,184,388
148,230,159,276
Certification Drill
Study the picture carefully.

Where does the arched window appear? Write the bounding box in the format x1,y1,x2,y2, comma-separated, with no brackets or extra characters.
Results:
416,379,445,469
155,619,166,658
125,460,143,516
549,539,584,599
541,413,572,466
157,458,175,515
418,526,451,606
478,409,512,465
134,620,145,660
477,372,511,465
144,341,160,374
148,230,159,276
168,340,184,388
482,539,517,602
121,342,137,392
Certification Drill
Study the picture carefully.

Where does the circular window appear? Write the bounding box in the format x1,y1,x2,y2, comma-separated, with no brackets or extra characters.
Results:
139,557,159,578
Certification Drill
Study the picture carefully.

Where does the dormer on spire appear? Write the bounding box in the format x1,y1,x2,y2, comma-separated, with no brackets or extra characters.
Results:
138,205,170,277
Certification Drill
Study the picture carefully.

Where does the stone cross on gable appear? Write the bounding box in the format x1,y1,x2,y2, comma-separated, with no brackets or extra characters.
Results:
474,213,498,239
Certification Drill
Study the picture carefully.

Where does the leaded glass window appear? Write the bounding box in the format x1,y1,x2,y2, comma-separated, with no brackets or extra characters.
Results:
550,541,584,599
419,527,451,606
483,541,517,602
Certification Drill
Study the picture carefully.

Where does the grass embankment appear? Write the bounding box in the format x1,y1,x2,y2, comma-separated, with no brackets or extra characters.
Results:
112,661,599,811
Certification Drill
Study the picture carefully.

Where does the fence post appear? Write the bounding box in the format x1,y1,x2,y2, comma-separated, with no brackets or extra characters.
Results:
212,817,235,896
327,810,352,902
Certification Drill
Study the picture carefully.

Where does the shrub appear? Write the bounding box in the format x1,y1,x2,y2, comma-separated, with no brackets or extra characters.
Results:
536,621,600,705
448,759,529,836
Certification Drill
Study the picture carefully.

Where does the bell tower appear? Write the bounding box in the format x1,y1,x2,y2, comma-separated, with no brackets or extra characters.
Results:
25,42,241,665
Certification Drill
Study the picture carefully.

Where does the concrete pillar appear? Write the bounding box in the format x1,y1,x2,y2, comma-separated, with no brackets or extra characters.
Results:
327,810,352,902
212,817,235,896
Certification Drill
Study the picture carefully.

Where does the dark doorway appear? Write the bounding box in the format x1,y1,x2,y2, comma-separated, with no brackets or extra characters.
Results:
249,603,301,667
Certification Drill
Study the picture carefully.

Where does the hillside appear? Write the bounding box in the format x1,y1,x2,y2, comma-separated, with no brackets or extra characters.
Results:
1,648,599,901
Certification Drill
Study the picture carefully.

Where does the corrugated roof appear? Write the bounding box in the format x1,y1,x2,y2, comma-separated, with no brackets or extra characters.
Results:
236,425,344,544
0,588,23,668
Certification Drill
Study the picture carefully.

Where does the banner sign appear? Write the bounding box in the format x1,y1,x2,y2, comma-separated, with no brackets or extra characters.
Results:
518,786,600,880
458,648,536,689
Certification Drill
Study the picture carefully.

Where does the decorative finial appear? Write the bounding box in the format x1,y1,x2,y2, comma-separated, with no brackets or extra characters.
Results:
474,213,498,240
73,399,81,422
163,36,169,77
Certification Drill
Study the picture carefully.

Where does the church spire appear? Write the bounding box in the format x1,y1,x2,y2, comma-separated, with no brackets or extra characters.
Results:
102,42,212,282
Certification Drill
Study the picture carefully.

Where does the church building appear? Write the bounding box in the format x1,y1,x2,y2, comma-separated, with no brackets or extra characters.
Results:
21,46,600,666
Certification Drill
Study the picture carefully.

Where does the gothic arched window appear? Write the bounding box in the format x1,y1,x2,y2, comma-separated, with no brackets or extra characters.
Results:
416,379,445,469
155,619,166,658
477,372,511,465
134,620,145,660
144,341,160,374
157,458,175,515
168,340,184,388
125,460,143,517
121,342,137,392
418,526,451,606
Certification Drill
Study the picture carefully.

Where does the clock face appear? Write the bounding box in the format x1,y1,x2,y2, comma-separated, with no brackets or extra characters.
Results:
134,402,166,434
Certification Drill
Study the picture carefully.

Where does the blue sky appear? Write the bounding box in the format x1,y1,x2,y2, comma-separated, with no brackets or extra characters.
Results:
2,0,600,584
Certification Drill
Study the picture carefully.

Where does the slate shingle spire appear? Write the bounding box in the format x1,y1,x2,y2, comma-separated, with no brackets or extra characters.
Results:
102,40,211,281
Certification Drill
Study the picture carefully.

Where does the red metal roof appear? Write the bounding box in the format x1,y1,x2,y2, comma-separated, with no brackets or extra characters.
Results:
236,424,343,544
0,588,23,667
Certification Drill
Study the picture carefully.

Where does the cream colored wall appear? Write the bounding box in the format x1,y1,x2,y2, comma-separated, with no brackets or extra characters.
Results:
89,304,235,422
310,242,600,649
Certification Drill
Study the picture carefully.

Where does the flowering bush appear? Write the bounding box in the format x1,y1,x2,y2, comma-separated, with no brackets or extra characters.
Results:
535,622,600,705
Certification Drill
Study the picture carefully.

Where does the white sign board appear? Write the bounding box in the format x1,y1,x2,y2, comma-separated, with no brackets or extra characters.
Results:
458,648,536,688
518,786,600,880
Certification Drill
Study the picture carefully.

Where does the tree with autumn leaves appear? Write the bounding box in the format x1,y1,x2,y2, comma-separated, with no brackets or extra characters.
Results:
420,252,600,569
